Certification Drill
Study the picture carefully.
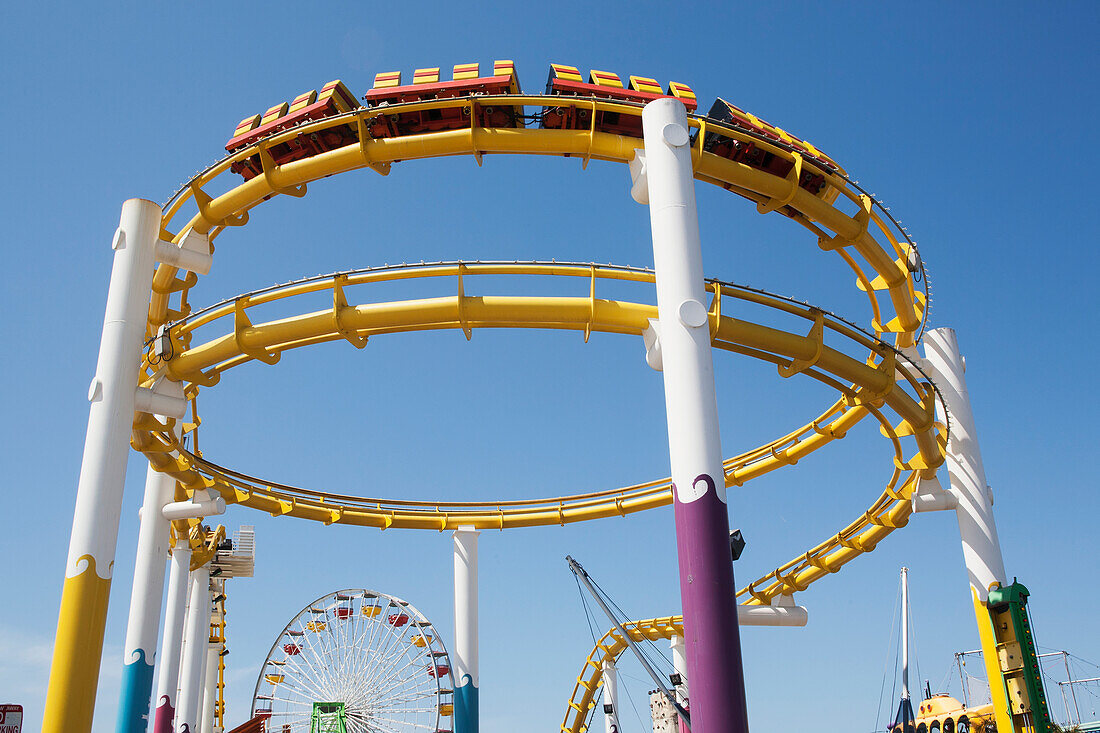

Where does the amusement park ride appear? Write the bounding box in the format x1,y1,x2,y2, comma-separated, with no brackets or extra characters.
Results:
41,59,1055,733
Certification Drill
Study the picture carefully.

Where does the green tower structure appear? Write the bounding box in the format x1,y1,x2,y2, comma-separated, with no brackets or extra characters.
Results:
986,581,1053,733
311,702,347,733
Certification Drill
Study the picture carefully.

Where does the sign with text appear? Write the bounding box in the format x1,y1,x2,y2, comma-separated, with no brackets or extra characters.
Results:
0,705,22,733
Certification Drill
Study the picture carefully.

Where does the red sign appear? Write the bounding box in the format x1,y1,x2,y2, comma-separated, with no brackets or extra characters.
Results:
0,705,22,733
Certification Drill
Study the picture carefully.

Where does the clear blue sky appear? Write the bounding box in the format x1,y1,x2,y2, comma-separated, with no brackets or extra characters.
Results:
1,2,1098,731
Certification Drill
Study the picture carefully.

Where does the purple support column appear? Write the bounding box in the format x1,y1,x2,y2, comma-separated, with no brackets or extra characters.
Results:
637,97,748,733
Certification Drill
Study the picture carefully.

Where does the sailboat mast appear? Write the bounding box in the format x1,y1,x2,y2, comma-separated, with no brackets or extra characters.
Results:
901,566,910,701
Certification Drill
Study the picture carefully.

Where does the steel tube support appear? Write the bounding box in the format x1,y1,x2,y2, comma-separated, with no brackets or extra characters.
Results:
640,97,748,732
117,381,184,733
153,546,191,733
922,327,1012,733
602,660,620,733
199,644,219,733
453,526,480,733
116,465,176,733
43,199,163,733
671,634,689,705
922,328,1007,597
176,566,211,733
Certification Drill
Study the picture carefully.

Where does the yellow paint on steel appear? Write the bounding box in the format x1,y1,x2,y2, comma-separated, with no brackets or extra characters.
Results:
561,615,684,733
42,558,113,733
972,589,1017,733
149,94,924,352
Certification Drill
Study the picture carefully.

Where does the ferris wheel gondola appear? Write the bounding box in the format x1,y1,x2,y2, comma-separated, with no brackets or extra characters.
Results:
252,589,455,732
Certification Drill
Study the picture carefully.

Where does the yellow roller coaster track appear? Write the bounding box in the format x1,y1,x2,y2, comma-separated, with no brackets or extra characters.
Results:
149,94,926,349
129,93,947,727
136,260,943,595
561,615,684,733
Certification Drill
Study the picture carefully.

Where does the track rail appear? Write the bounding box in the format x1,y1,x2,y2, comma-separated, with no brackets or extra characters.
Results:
560,616,684,733
133,262,944,616
148,94,927,354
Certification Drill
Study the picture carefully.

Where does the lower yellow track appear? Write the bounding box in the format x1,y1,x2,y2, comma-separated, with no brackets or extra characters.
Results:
562,616,684,733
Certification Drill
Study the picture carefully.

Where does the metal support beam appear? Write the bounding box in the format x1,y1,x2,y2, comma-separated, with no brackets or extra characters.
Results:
117,380,184,733
922,327,1013,733
43,199,163,733
153,546,191,732
176,565,211,733
453,526,480,733
639,97,748,733
602,660,620,733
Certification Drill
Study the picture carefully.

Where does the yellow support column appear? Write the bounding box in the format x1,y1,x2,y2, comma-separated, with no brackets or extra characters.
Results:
972,590,1016,733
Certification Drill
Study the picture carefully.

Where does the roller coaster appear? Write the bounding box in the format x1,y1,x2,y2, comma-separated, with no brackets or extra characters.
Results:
42,59,1050,733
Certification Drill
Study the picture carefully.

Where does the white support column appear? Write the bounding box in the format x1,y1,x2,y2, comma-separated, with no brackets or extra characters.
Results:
921,328,1008,598
670,634,688,705
117,380,185,733
453,526,480,733
922,328,1017,733
199,643,219,733
176,565,211,733
43,199,163,733
153,546,191,733
116,464,176,733
639,96,749,733
602,660,620,733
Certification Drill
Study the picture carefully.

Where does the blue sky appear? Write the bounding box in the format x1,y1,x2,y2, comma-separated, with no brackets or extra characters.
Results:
1,1,1098,731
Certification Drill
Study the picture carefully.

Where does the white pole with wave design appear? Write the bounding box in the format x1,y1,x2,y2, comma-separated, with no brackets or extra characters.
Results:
640,97,749,733
176,565,211,733
43,199,163,733
116,380,185,733
454,526,480,733
153,545,191,733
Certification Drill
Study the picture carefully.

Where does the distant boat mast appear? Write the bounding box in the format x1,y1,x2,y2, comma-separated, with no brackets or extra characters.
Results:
902,566,910,702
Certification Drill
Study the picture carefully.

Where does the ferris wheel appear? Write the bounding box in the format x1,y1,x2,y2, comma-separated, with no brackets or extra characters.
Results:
251,588,455,733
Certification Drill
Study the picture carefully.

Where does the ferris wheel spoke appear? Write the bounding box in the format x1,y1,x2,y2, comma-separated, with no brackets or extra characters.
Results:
370,713,436,730
365,619,427,691
371,686,437,705
300,617,343,693
342,595,371,673
272,672,329,706
360,715,413,733
341,610,387,688
361,644,417,695
342,718,374,733
360,629,416,694
367,651,436,702
298,629,342,697
324,601,352,680
366,673,433,709
370,702,438,717
364,602,410,675
283,652,336,700
368,673,436,703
